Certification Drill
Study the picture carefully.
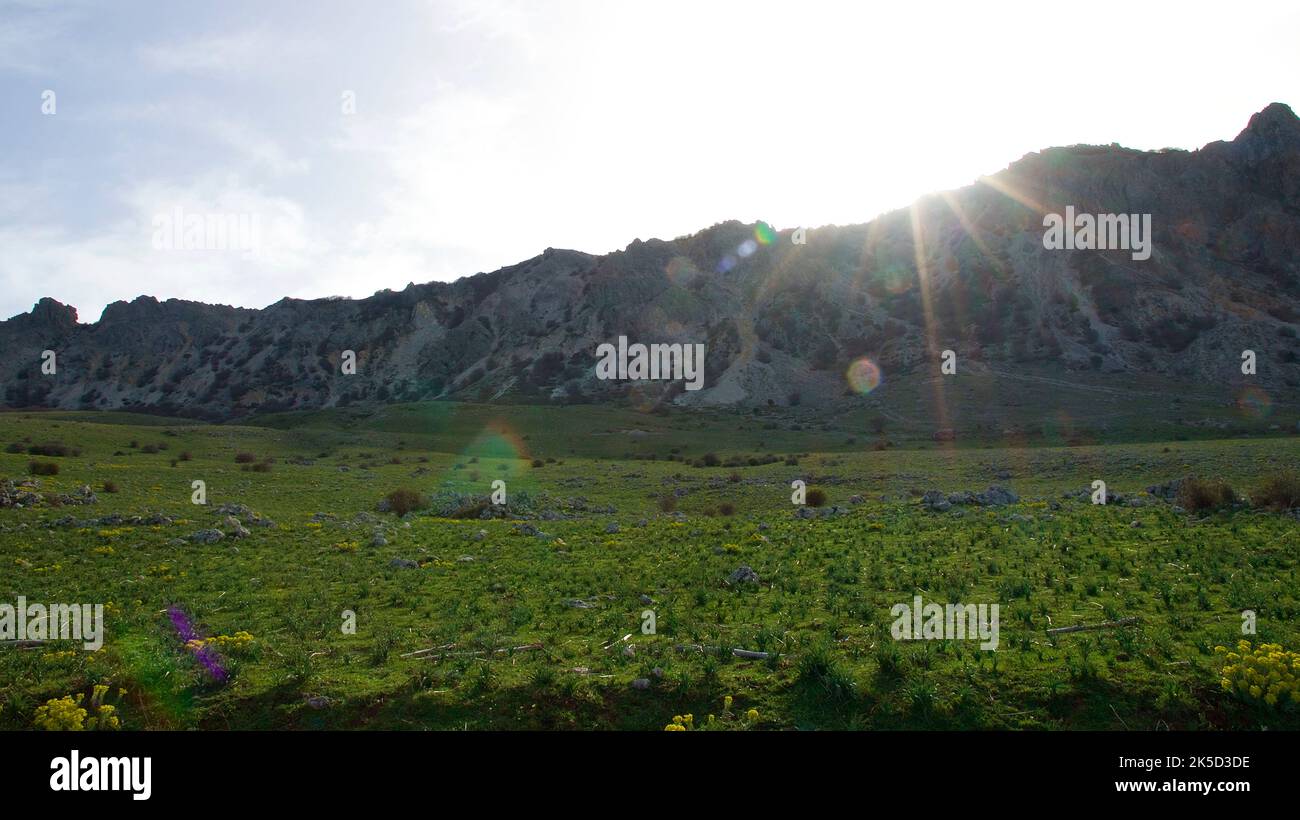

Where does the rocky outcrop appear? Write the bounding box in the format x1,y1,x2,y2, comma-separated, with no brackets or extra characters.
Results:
2,105,1297,419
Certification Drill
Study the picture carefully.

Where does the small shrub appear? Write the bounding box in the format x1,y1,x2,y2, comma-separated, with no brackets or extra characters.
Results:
28,460,59,476
531,458,544,468
1177,478,1235,511
102,481,119,493
658,494,678,513
385,488,426,516
179,451,193,462
28,442,74,457
702,452,720,467
806,488,828,507
1253,471,1300,510
718,502,736,516
4,442,23,454
797,642,855,701
234,452,257,464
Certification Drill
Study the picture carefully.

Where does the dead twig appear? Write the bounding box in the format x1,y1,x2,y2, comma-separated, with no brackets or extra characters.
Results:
675,643,773,660
1046,617,1139,636
416,642,543,661
399,643,457,659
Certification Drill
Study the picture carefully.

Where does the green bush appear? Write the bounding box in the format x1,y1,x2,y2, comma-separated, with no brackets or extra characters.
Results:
28,460,59,476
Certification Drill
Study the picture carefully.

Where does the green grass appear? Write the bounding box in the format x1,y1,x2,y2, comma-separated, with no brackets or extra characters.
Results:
1,405,1298,731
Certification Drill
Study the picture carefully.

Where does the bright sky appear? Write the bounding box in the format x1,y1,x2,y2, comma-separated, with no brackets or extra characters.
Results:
2,0,1297,322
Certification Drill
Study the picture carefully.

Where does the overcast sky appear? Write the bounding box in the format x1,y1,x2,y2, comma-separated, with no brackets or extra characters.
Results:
2,0,1298,323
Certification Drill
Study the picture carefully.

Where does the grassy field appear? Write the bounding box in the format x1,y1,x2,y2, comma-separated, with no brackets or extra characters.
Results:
1,403,1298,731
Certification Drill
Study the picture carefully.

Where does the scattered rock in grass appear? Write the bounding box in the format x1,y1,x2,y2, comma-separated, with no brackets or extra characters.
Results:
639,594,654,605
977,485,1019,506
922,490,951,512
564,598,595,609
727,565,760,585
189,529,224,544
848,494,865,504
222,515,244,532
305,695,331,709
604,522,620,534
631,678,651,690
389,558,418,569
471,529,487,541
370,530,388,547
622,645,635,658
1145,478,1187,501
59,485,98,506
0,478,44,508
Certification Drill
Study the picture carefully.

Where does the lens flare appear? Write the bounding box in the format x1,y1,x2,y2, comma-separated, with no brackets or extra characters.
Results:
754,222,776,245
1237,386,1272,419
737,238,758,258
879,264,913,295
846,357,882,394
665,255,700,285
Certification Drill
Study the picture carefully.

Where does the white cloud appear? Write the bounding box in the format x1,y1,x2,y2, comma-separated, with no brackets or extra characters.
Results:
137,27,318,76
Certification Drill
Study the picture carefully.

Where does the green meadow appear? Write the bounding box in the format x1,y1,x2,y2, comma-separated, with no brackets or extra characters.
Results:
1,403,1297,730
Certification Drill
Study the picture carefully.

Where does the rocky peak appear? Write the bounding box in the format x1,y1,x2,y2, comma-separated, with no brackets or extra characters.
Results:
1225,102,1300,164
10,297,79,332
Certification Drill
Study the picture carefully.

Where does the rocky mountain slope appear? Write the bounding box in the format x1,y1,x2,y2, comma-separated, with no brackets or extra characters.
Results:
3,104,1298,420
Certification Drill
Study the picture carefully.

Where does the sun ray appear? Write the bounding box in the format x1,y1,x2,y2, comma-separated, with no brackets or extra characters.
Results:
909,201,953,451
976,173,1048,216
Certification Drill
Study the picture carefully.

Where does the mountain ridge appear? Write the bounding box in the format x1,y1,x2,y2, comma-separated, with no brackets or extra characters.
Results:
4,104,1298,420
